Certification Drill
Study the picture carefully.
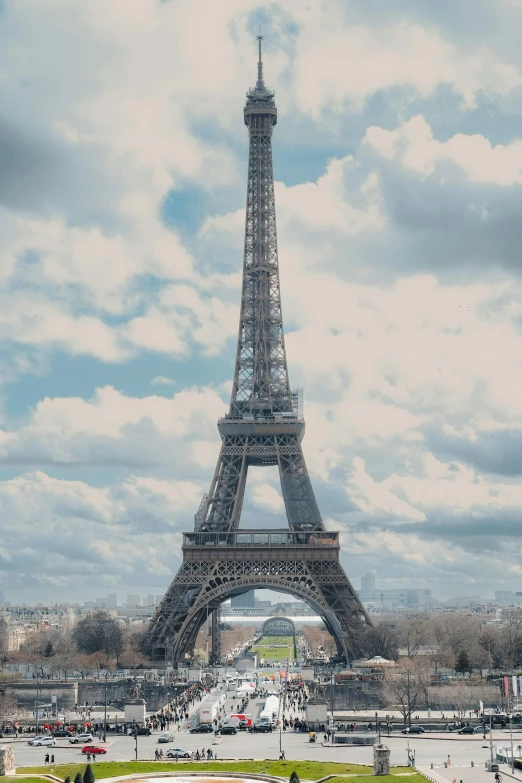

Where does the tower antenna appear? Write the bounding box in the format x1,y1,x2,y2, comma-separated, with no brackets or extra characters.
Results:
256,31,265,89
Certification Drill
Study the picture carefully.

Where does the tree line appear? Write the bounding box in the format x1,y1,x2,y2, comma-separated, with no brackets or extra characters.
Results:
1,610,148,680
360,609,522,670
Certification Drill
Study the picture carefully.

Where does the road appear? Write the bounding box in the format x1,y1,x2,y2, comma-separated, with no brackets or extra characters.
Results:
9,688,522,774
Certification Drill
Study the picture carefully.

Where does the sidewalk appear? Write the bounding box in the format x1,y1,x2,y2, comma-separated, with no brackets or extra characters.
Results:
418,762,522,783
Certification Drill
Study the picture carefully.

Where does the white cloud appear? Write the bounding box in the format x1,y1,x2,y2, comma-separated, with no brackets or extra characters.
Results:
0,386,227,469
291,16,521,114
365,115,522,185
0,470,200,595
151,376,176,386
251,484,285,513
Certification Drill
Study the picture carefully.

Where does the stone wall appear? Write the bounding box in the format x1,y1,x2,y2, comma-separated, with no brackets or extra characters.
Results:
7,680,185,713
77,681,184,712
0,745,15,776
326,680,384,710
6,681,77,710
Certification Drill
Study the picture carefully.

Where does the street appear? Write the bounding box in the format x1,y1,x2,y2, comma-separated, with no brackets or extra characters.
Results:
8,687,522,775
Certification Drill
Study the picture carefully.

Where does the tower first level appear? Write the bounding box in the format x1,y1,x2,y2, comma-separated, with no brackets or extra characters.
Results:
148,530,370,664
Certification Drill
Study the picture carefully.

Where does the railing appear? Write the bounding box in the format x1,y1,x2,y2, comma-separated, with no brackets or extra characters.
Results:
182,529,338,548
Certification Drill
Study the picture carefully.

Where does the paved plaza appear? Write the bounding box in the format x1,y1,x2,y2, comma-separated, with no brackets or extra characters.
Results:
8,687,522,782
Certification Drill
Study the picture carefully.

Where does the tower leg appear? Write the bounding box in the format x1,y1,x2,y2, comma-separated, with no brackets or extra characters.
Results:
277,436,323,531
199,441,249,532
211,606,221,665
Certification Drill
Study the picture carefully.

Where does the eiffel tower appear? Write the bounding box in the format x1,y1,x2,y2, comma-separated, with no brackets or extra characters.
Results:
147,38,371,665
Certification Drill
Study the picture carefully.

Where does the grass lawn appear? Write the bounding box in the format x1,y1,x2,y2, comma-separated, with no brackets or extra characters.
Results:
250,635,296,662
326,777,424,783
6,778,48,783
17,759,379,780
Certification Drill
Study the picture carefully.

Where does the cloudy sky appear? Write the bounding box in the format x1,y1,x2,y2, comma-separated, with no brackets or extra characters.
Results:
1,0,521,604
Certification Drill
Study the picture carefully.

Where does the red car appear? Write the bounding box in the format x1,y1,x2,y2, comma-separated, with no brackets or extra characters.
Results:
82,746,107,755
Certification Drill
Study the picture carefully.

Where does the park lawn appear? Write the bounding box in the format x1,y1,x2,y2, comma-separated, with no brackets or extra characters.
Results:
6,778,48,783
18,759,376,780
250,635,296,662
326,777,424,783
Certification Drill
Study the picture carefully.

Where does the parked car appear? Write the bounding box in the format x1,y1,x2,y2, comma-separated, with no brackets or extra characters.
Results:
458,726,476,734
190,724,213,734
53,729,73,738
158,733,174,743
401,726,425,734
220,725,237,735
126,727,151,736
28,736,56,746
82,746,108,755
69,734,94,744
251,721,272,733
166,748,191,758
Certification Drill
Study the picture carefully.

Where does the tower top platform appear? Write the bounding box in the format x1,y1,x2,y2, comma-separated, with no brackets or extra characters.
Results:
244,34,277,125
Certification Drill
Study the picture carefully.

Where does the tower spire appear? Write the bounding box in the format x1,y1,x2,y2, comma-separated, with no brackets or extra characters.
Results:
256,33,265,89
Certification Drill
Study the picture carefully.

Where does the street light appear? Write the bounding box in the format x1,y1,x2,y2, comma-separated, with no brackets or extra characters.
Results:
510,710,515,774
35,669,40,736
103,671,108,743
133,725,138,760
407,669,411,729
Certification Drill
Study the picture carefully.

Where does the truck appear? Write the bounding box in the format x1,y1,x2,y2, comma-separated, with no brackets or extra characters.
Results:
228,713,252,730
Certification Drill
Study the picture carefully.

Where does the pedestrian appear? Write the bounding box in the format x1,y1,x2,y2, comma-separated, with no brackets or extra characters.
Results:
447,755,451,767
50,754,55,764
44,753,49,765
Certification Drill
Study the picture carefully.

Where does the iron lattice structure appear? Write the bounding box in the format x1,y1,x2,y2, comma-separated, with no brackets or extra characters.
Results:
147,39,370,665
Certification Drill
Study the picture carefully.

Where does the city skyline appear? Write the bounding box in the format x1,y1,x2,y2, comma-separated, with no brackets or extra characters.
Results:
1,1,522,602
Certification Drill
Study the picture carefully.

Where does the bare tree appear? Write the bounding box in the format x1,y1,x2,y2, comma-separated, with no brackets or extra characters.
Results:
396,614,429,658
73,611,124,664
52,634,81,681
382,658,430,725
361,621,399,660
0,618,8,661
0,687,18,724
500,609,522,668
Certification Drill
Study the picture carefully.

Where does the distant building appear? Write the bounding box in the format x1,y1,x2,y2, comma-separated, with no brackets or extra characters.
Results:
107,594,118,608
496,591,516,606
231,591,255,609
360,574,375,600
146,594,156,607
451,596,482,607
365,588,432,610
126,594,141,607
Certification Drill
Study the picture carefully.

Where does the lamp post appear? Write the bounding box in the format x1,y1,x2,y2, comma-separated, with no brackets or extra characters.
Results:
407,669,411,729
103,670,108,742
35,669,40,736
330,669,335,739
489,714,494,765
510,710,515,774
